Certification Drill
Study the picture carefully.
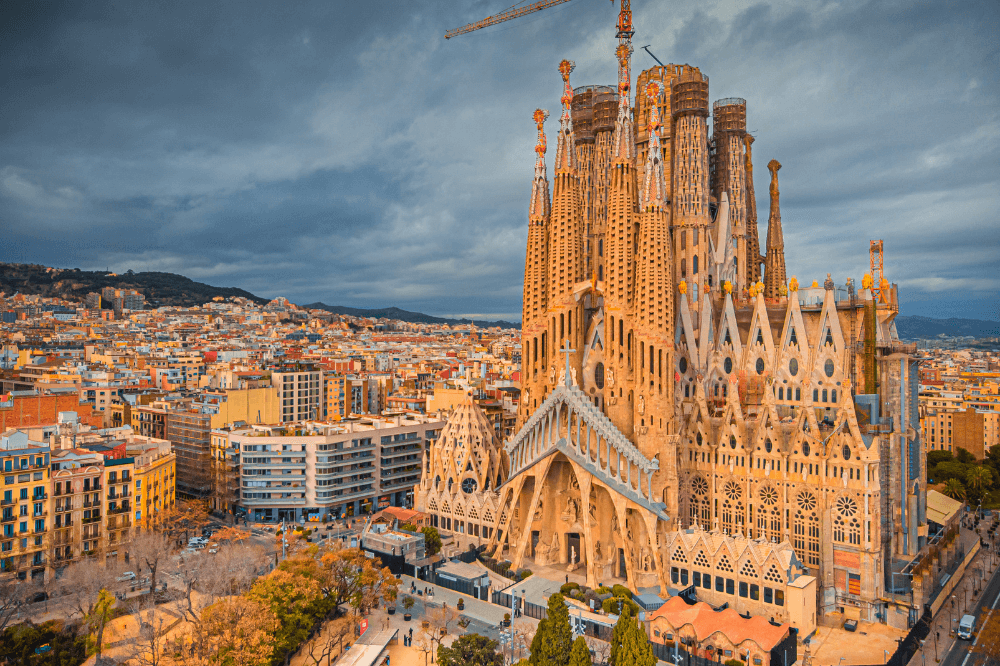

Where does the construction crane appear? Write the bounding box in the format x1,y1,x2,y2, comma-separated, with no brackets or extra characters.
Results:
444,0,632,41
444,0,575,39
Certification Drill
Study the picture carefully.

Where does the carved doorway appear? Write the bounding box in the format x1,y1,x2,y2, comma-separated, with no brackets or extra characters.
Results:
566,533,581,565
531,531,540,557
618,548,627,580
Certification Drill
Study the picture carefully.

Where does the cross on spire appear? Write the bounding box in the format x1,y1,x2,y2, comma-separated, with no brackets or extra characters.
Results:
561,338,576,387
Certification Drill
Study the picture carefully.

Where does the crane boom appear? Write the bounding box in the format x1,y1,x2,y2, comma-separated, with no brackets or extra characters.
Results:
444,0,575,39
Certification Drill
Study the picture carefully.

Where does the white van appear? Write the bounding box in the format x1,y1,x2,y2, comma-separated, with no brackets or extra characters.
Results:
958,614,976,640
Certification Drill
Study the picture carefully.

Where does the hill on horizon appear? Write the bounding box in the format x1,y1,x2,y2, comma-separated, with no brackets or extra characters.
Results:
302,302,520,329
4,262,996,336
894,315,999,340
0,262,266,308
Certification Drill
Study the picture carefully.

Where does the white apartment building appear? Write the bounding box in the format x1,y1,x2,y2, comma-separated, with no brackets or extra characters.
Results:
214,413,442,523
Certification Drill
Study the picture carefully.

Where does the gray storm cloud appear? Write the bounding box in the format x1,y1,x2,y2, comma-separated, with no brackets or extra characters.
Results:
0,0,997,319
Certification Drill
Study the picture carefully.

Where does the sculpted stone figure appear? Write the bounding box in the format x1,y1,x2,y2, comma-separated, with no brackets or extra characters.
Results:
533,496,544,522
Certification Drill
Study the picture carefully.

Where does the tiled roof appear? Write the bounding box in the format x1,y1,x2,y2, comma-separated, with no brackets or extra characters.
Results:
650,596,790,651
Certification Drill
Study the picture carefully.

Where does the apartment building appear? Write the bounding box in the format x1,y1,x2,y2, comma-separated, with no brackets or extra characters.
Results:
0,433,51,581
213,413,442,523
921,386,1000,458
273,363,322,423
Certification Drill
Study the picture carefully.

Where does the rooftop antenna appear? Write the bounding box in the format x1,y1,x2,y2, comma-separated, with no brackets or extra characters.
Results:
641,45,664,67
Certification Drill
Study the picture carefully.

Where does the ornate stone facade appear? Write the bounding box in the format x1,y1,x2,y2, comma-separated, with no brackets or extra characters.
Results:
415,397,508,551
479,7,924,626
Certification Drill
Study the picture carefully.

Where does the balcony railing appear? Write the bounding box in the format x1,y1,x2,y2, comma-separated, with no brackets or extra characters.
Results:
1,514,16,524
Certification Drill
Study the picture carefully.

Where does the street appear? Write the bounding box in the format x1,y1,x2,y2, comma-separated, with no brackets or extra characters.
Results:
931,544,1000,666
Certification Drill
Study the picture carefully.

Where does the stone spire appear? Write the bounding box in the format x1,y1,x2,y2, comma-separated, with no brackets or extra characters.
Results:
763,159,786,299
604,39,639,438
546,60,585,397
611,43,636,164
634,79,674,457
554,59,577,174
520,109,550,424
743,134,762,288
641,80,667,211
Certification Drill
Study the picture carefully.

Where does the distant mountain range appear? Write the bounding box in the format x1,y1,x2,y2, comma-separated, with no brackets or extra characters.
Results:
4,262,995,336
894,315,1000,340
0,263,266,307
302,303,520,329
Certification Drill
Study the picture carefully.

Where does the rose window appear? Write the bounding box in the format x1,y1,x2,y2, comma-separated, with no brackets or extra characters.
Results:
759,486,779,506
724,481,742,501
797,491,817,511
836,496,858,517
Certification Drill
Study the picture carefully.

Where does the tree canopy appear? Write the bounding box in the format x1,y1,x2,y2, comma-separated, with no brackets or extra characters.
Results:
437,633,503,666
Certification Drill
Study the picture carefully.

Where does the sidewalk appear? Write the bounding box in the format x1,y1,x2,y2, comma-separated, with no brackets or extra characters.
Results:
399,575,509,626
914,527,997,665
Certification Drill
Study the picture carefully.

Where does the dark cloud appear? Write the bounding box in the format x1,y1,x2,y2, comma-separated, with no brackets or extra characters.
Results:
0,0,997,320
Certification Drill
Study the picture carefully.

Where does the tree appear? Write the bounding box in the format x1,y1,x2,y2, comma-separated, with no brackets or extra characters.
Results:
928,450,955,467
58,557,121,660
529,593,572,666
129,528,175,596
85,588,117,659
957,448,977,464
0,575,32,633
175,545,267,632
246,569,326,666
437,633,503,666
585,637,610,666
194,595,279,666
160,499,211,544
319,547,400,614
422,526,443,556
124,597,171,666
945,478,967,501
608,604,655,666
569,636,592,666
968,466,991,495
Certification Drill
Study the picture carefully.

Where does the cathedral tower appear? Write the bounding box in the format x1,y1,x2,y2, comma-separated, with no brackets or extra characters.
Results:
634,80,675,465
519,109,550,423
670,68,711,303
743,134,763,288
546,60,586,387
710,98,748,292
763,159,787,298
604,41,639,437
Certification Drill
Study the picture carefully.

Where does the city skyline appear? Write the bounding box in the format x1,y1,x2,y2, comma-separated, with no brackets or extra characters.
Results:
1,0,997,321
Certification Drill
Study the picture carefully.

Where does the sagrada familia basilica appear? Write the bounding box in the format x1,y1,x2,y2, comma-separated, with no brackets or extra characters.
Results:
418,4,925,629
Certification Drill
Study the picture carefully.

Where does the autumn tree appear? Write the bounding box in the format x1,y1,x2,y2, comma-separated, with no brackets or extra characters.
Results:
437,633,503,666
194,595,279,666
319,547,400,614
160,499,211,544
175,545,267,631
246,568,327,666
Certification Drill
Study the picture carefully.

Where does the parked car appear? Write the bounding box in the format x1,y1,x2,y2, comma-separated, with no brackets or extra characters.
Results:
117,571,137,583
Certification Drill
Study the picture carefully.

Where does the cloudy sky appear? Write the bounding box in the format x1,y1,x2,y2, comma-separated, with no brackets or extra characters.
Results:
1,0,997,321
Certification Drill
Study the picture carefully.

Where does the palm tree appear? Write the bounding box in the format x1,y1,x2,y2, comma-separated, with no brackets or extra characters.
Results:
944,478,967,501
967,466,991,494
